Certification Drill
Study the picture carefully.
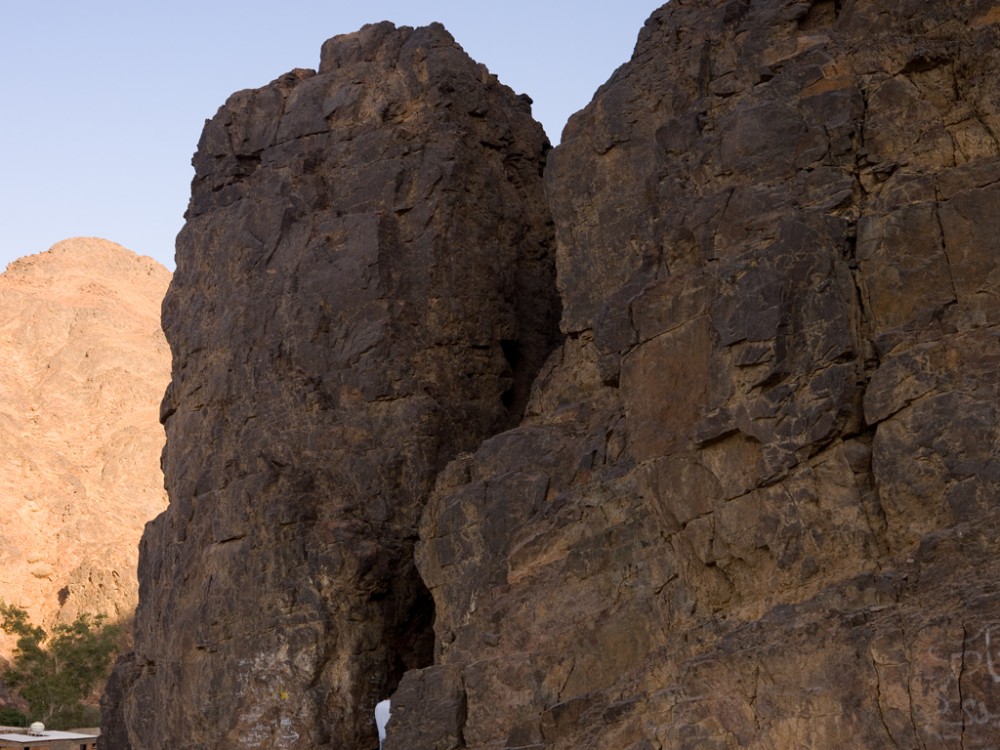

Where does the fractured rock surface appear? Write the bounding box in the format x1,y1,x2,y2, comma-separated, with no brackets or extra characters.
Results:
108,1,1000,749
398,0,1000,748
105,22,558,750
0,238,170,653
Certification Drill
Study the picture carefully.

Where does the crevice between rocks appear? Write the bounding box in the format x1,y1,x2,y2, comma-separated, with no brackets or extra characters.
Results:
383,564,437,688
380,158,563,746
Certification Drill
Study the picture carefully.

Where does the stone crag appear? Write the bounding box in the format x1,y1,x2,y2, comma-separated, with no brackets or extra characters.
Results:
103,22,558,750
0,238,170,655
106,1,1000,748
400,1,1000,747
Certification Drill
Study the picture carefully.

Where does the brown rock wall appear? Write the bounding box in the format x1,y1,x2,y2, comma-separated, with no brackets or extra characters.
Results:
106,1,1000,748
106,22,558,750
400,0,1000,748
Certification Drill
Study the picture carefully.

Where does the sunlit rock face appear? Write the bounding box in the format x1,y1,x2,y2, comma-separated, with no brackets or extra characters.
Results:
102,21,558,750
391,0,1000,748
0,237,169,653
106,0,1000,748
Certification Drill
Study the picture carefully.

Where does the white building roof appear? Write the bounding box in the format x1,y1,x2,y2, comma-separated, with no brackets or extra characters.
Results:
0,729,98,742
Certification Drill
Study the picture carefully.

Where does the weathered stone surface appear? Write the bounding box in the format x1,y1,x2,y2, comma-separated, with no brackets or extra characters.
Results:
382,665,466,750
104,22,558,750
0,238,169,654
394,0,1000,748
106,1,1000,748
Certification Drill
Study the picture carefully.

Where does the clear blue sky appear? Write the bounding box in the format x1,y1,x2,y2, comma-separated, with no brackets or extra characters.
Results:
0,1,660,273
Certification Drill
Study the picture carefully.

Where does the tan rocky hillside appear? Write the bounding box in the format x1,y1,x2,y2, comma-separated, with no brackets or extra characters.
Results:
0,237,170,653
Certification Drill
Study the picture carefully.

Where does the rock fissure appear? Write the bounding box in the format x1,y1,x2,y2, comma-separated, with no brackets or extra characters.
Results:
959,623,969,750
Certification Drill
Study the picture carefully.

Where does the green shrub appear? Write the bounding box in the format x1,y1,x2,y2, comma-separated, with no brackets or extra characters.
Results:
0,705,27,727
0,603,122,729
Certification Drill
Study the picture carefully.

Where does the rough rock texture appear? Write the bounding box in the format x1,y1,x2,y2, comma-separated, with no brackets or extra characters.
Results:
108,1,1000,749
393,1,1000,748
104,22,558,750
0,238,170,653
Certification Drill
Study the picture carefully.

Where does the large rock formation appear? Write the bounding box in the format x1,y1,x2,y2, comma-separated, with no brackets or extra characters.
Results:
105,22,558,750
0,238,170,652
395,1,1000,748
108,1,1000,748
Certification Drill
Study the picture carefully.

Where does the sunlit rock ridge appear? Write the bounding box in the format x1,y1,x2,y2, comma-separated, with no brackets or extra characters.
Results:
0,237,170,653
106,1,1000,748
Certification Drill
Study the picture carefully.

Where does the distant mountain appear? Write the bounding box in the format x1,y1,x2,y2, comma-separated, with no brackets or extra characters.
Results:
0,237,170,654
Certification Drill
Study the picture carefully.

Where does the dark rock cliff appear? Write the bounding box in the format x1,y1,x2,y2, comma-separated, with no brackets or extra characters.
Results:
102,22,558,750
106,1,1000,748
397,1,1000,748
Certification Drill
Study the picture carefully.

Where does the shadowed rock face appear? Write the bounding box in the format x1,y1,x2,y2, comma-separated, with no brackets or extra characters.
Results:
392,0,1000,748
107,1,1000,748
102,21,558,750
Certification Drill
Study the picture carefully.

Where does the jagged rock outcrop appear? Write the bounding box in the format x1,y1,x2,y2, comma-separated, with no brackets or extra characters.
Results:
0,238,170,652
104,22,559,750
108,1,1000,748
390,1,1000,748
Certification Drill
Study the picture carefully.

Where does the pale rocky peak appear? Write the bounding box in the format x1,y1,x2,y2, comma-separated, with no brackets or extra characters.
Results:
0,237,170,655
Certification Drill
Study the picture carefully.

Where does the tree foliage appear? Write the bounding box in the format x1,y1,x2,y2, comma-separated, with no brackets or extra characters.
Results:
0,603,122,729
0,706,27,727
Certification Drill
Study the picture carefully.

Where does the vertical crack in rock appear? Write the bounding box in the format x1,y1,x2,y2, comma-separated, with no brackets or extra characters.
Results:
102,21,558,750
959,624,969,750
